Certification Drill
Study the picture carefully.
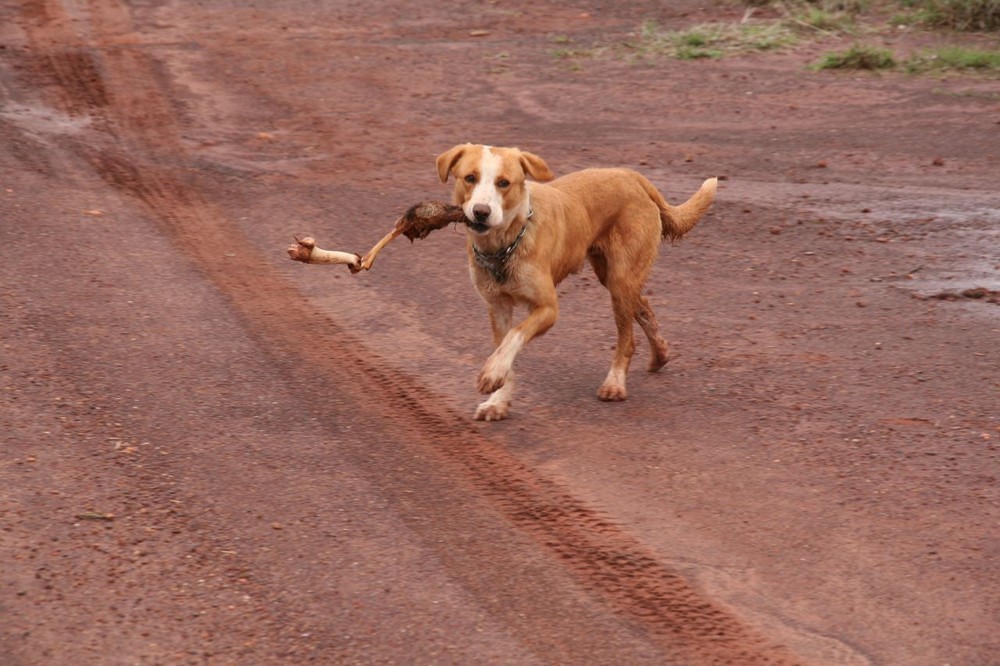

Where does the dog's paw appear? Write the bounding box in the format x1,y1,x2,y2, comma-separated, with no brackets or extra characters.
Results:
597,382,628,402
647,343,670,372
477,367,507,395
647,354,669,373
474,401,510,421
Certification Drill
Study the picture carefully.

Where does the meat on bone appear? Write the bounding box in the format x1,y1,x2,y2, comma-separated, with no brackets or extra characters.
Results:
287,201,466,273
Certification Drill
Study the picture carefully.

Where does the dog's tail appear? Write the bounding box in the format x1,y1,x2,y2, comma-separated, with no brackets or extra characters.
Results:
644,176,718,241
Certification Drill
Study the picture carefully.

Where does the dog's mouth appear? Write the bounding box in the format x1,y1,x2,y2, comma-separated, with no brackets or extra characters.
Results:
466,220,490,235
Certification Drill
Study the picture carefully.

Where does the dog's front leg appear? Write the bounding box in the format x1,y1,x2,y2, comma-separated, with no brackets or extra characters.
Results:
477,290,558,396
475,296,516,421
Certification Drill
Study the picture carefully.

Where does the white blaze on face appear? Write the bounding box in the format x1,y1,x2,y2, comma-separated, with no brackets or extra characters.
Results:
467,146,504,227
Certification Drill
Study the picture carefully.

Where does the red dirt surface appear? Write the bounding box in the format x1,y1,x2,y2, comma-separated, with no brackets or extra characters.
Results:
1,1,998,664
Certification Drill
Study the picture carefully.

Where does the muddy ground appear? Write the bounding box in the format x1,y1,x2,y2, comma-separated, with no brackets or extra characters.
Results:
1,1,998,664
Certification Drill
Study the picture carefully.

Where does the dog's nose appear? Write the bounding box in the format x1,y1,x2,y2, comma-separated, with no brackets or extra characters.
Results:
472,204,491,223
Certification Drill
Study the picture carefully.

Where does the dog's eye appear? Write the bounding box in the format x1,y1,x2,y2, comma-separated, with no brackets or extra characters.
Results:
497,179,511,188
464,174,477,184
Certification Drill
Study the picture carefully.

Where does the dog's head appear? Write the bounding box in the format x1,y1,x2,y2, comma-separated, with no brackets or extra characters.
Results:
436,144,554,235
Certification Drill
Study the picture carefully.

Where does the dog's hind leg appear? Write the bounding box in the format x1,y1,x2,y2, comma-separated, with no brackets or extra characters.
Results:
591,214,663,400
595,246,669,370
589,250,642,401
598,288,638,401
636,295,670,372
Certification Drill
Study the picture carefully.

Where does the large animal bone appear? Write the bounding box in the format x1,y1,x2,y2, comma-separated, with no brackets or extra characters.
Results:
287,200,466,273
286,238,363,271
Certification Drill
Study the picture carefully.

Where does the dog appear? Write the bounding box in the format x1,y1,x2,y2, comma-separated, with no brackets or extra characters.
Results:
436,143,717,421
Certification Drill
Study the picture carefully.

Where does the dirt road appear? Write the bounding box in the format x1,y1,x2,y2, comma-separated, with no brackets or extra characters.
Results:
2,1,997,664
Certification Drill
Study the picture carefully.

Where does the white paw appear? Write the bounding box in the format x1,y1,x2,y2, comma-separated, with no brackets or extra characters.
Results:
474,401,510,421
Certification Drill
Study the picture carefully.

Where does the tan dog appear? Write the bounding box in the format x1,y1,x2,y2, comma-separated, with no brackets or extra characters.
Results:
437,144,717,421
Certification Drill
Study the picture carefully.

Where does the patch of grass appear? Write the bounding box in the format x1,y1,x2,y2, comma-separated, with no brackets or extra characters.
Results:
887,11,921,26
669,27,726,58
766,0,871,35
746,0,869,9
786,6,862,33
751,0,1000,31
903,0,1000,31
906,45,1000,71
559,5,999,72
629,19,799,60
744,22,804,49
550,34,607,63
814,43,897,69
812,43,1000,74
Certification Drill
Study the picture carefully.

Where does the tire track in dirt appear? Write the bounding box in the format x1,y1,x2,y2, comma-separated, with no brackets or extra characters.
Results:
15,1,806,663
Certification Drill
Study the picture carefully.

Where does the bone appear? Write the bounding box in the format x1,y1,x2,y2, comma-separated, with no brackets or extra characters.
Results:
361,201,466,270
359,227,406,271
288,201,466,273
287,237,363,272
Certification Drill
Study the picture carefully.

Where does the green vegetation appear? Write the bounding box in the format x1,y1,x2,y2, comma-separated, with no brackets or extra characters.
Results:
814,44,897,69
743,0,870,12
628,19,799,60
812,43,1000,72
902,0,1000,31
747,0,1000,31
906,45,1000,71
549,1,999,75
750,0,871,34
621,1,872,62
549,20,799,64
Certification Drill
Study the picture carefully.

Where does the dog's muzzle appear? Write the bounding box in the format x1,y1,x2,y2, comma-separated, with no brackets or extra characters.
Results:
466,203,492,234
472,203,491,223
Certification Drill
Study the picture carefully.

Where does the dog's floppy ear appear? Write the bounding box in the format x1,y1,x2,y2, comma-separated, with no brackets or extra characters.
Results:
519,150,554,183
436,144,469,183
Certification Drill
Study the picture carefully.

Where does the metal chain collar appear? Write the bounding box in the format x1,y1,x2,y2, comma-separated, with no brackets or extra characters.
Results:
471,208,532,284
